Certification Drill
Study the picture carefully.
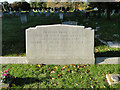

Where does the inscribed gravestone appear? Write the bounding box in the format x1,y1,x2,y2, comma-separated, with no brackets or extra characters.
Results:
26,24,95,64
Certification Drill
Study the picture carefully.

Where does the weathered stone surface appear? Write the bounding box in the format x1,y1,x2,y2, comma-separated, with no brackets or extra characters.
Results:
106,74,120,85
26,24,95,64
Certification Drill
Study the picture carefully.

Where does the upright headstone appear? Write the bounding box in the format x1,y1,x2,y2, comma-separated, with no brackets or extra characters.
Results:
43,9,46,14
54,11,57,14
36,11,40,16
6,9,9,13
9,7,13,15
29,10,34,16
59,13,63,20
40,10,42,14
104,9,107,15
21,14,27,24
16,12,21,16
45,9,50,16
111,10,115,16
26,24,95,64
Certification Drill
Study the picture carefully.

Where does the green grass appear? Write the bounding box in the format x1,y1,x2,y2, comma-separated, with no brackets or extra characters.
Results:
1,64,119,88
2,12,120,56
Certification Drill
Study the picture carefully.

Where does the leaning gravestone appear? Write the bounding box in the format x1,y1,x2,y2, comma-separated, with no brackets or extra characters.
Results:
26,24,95,64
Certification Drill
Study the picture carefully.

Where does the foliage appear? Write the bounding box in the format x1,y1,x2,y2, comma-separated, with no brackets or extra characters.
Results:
11,1,30,11
0,69,14,84
2,1,11,11
89,2,120,19
29,1,47,9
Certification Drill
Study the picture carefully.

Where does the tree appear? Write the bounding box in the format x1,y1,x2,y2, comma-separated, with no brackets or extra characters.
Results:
11,1,30,11
89,2,120,19
2,1,10,11
30,0,47,9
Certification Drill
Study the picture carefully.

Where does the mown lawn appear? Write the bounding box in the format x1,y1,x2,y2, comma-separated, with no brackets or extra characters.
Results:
2,12,120,57
1,64,119,88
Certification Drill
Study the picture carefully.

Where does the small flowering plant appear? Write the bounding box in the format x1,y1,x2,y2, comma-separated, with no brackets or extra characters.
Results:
0,69,14,84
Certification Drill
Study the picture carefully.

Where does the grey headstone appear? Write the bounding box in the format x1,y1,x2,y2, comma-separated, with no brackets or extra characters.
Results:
43,9,46,14
40,11,42,14
111,10,115,16
16,12,20,16
59,13,63,20
54,11,57,14
26,24,95,64
29,10,34,16
21,14,27,24
36,12,40,16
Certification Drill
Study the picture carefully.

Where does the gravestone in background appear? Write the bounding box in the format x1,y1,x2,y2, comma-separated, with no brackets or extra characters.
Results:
21,14,27,24
29,10,34,16
26,24,95,64
62,21,78,25
36,12,40,16
59,13,63,20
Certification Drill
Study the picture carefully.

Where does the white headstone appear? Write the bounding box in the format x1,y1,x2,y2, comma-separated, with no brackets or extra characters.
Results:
26,24,95,64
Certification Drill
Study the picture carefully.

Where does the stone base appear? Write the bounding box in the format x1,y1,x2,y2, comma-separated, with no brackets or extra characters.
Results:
27,58,95,65
106,74,120,85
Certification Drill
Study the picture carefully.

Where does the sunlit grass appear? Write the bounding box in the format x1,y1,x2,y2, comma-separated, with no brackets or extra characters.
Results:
2,64,119,88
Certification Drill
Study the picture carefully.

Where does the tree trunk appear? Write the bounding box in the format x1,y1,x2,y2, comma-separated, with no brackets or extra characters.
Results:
107,9,111,20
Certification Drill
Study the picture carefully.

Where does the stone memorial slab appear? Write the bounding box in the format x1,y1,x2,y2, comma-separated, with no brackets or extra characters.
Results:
26,24,95,64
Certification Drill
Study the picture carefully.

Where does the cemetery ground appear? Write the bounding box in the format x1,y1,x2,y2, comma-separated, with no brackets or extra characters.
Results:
1,12,120,88
2,12,120,57
1,64,119,88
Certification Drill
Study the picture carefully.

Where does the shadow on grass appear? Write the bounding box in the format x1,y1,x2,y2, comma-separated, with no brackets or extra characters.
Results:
10,76,51,87
95,51,120,57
